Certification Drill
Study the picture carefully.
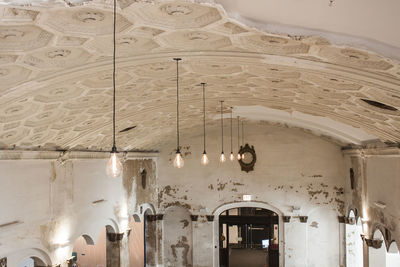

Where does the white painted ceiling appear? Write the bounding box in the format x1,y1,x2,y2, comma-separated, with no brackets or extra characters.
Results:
0,0,399,151
216,0,400,57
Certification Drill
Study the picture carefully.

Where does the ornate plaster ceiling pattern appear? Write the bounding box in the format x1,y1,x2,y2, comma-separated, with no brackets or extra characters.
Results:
0,1,399,151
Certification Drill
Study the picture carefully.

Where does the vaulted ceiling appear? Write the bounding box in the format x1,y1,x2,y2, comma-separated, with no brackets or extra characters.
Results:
0,0,399,151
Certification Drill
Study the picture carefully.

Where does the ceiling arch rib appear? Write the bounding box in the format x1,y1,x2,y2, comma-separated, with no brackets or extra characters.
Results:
0,1,399,151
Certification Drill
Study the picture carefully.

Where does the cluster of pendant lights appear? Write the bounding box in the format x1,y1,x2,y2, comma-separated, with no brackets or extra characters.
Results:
105,0,245,176
173,58,246,169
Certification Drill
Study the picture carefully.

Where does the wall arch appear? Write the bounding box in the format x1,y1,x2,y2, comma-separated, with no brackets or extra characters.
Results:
370,229,386,267
371,224,391,251
82,234,95,245
212,201,284,267
9,248,52,267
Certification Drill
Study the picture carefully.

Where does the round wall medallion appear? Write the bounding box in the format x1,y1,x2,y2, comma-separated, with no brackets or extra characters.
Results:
238,143,257,173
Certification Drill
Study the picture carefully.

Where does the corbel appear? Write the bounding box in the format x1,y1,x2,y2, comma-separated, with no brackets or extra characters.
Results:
206,215,214,222
365,238,383,249
283,216,291,223
190,215,199,221
299,216,308,223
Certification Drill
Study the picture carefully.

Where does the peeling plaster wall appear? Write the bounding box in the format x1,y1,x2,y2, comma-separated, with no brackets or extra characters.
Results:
0,157,157,267
156,123,347,267
344,153,400,251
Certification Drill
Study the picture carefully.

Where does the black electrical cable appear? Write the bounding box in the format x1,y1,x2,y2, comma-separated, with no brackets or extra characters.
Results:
174,58,181,152
220,101,224,153
202,83,206,154
112,0,117,151
230,107,233,154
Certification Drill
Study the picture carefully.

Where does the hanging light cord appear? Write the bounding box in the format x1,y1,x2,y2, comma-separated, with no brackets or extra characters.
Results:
242,121,244,145
112,0,117,150
230,107,233,154
202,83,206,153
220,101,224,153
237,116,240,148
174,58,181,152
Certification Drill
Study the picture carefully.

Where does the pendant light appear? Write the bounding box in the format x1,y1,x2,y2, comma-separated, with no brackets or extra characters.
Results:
219,101,226,163
173,58,184,168
106,0,122,178
201,83,209,166
241,120,245,159
237,116,241,160
229,107,234,161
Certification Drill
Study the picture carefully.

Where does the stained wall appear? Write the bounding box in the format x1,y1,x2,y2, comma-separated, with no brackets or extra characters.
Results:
155,122,347,267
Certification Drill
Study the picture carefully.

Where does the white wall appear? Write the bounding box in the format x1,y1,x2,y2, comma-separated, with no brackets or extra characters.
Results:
0,157,151,266
156,122,346,267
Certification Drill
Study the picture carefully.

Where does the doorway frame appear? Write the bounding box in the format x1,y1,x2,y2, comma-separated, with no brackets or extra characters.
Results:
212,201,285,267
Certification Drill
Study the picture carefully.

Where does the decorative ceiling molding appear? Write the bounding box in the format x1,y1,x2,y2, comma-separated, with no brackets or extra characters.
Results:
0,0,399,151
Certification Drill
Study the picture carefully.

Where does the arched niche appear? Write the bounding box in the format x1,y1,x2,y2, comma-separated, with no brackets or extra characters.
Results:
72,231,104,267
17,256,47,267
307,207,340,267
346,210,363,267
82,234,95,245
369,229,386,267
163,205,193,267
9,248,52,267
212,201,284,267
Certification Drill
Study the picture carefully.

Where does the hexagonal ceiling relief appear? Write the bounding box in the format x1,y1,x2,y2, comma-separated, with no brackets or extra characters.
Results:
0,0,400,151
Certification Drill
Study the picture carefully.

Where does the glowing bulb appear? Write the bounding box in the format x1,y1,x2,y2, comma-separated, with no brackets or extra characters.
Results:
201,152,209,166
220,152,226,163
174,151,184,168
237,153,241,160
241,153,245,160
230,152,235,161
106,152,122,178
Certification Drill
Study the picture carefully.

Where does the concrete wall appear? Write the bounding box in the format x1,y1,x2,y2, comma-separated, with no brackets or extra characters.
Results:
4,122,400,266
0,156,157,267
155,122,347,267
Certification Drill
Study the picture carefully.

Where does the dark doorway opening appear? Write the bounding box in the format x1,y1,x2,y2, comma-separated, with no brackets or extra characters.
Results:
219,207,279,267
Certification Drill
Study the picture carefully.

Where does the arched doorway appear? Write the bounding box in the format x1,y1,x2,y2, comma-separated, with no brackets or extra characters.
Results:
214,202,283,267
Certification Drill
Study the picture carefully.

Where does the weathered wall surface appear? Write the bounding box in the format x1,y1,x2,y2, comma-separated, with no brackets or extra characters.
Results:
6,123,400,266
0,156,157,266
156,122,347,267
344,151,400,255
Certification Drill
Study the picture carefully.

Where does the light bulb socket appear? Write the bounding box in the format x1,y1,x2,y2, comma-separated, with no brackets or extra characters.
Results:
176,148,181,154
203,150,207,155
111,145,118,153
